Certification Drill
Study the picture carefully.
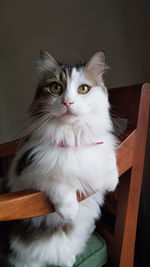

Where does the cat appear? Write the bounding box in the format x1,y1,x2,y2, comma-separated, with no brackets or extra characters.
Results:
7,50,118,267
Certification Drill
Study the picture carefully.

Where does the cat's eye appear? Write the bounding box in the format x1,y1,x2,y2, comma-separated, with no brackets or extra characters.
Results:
78,84,91,94
49,82,63,96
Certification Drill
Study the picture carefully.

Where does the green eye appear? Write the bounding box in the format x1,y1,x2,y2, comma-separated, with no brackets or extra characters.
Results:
78,84,91,94
49,82,63,96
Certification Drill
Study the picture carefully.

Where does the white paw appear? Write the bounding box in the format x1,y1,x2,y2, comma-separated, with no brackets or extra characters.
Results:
57,201,79,221
107,169,118,192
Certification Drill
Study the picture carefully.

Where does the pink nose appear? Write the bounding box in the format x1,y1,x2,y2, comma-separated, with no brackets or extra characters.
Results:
63,100,74,108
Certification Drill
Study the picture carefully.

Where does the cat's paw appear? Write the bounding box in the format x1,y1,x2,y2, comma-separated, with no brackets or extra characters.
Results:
56,201,79,221
107,168,118,192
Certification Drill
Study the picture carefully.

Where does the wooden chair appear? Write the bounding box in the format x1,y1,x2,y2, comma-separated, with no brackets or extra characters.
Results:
0,83,149,267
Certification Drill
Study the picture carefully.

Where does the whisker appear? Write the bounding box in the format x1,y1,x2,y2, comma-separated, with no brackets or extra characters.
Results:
17,115,51,150
110,111,120,118
32,115,54,137
111,118,123,133
7,116,36,141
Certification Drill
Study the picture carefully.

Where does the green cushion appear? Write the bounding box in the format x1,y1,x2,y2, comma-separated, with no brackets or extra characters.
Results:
73,232,107,267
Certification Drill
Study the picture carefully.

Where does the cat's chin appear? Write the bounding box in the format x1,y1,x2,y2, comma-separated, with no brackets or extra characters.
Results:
59,111,79,123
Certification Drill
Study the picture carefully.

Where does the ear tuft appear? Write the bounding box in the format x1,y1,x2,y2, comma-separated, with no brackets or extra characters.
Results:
40,49,50,59
40,50,57,65
37,50,59,79
96,51,105,64
85,51,107,82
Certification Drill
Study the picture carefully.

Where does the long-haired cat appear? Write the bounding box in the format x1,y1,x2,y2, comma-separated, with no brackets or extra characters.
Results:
7,50,118,267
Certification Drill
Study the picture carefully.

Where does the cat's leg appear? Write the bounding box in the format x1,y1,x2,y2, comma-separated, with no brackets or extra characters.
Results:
60,197,101,267
44,181,79,222
44,182,78,266
103,153,118,192
108,166,118,191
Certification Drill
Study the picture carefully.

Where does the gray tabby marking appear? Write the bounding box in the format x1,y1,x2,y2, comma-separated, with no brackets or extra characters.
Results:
16,148,36,176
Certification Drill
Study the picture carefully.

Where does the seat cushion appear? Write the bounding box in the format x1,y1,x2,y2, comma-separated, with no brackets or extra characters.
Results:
73,232,107,267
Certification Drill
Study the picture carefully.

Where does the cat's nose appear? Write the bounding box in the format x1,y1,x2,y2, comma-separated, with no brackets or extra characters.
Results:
62,100,74,108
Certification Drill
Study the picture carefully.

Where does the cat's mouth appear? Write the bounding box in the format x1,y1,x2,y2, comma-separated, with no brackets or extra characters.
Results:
64,110,77,116
61,106,77,116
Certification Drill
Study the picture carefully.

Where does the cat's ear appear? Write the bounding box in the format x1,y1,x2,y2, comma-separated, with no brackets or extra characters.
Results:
40,50,58,65
85,52,106,82
37,50,59,80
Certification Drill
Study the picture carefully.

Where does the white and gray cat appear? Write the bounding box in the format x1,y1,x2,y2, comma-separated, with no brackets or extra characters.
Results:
8,50,118,267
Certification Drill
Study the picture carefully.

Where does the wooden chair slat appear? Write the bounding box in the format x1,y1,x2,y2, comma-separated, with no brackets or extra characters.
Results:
117,130,135,177
118,83,150,267
0,139,19,157
109,84,141,119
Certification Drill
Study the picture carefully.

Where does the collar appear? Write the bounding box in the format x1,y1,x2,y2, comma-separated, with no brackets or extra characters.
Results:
58,140,104,148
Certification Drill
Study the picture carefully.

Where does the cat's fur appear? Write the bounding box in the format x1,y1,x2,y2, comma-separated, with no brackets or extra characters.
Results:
7,50,118,267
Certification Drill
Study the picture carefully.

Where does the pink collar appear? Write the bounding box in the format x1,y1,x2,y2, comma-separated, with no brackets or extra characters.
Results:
59,140,104,148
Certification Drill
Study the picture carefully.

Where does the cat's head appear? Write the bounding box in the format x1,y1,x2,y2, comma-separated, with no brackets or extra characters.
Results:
30,50,109,125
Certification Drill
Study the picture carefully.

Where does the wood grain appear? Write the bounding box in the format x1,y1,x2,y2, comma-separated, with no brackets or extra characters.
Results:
117,130,135,177
0,190,87,221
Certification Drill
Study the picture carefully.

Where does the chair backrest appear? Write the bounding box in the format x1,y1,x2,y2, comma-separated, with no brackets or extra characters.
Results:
0,83,149,267
98,83,150,267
